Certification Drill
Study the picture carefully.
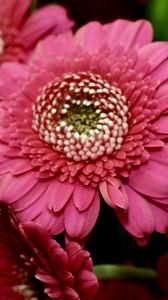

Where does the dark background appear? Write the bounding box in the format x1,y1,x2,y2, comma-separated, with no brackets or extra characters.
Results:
38,0,145,29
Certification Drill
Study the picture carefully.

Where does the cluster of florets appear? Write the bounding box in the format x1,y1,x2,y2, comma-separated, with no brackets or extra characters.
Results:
32,72,129,162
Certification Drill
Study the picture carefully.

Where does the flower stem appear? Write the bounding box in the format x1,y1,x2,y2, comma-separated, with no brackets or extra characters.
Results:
93,264,157,281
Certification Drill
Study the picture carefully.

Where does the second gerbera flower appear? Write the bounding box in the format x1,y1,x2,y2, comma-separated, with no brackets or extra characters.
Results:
0,19,168,243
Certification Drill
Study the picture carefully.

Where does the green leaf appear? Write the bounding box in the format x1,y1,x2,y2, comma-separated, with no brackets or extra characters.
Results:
145,0,168,40
94,264,157,281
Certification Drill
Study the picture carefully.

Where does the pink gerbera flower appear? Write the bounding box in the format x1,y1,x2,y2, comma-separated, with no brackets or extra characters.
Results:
0,19,168,244
0,204,98,299
0,0,74,63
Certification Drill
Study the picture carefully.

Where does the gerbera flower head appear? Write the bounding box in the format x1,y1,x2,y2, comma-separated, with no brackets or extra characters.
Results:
0,203,98,299
0,19,168,244
0,0,74,63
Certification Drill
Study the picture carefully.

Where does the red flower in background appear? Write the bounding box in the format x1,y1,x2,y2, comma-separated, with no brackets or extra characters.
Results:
0,204,39,300
157,253,168,295
94,280,155,300
0,204,98,299
0,0,74,63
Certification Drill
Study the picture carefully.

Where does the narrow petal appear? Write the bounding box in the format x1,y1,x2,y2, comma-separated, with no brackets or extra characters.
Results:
150,58,168,84
30,32,73,69
99,181,114,207
0,0,31,26
73,182,96,211
99,180,128,209
11,159,33,175
0,159,23,175
117,20,153,52
149,145,168,164
74,22,105,53
12,181,48,212
104,19,132,49
47,180,74,212
64,287,80,300
155,81,168,99
116,185,155,238
0,62,28,99
153,115,168,135
16,194,45,221
44,287,63,300
64,192,100,239
128,158,168,198
20,5,74,48
11,0,31,27
0,171,38,203
149,202,168,233
35,273,58,285
33,208,64,235
136,42,168,73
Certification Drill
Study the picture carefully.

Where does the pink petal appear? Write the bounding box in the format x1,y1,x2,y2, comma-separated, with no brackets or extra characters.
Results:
0,159,23,175
104,19,132,48
73,182,96,211
16,194,45,222
30,32,73,69
20,5,74,48
128,158,168,198
10,0,31,27
147,196,168,206
64,191,100,239
35,272,58,285
116,185,155,238
33,208,64,235
0,0,31,26
155,81,168,99
23,70,55,100
145,140,164,149
117,20,153,52
150,57,168,84
99,180,128,209
150,145,168,164
149,202,168,233
11,159,33,175
12,181,49,211
136,42,168,73
153,115,168,135
44,287,63,299
47,180,74,212
0,171,38,203
37,32,73,57
0,62,28,99
74,21,105,53
156,95,168,113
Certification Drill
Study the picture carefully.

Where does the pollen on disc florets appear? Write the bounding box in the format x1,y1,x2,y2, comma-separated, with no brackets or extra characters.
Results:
32,72,129,162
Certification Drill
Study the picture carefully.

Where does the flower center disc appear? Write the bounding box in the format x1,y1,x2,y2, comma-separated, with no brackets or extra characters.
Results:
32,72,129,162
